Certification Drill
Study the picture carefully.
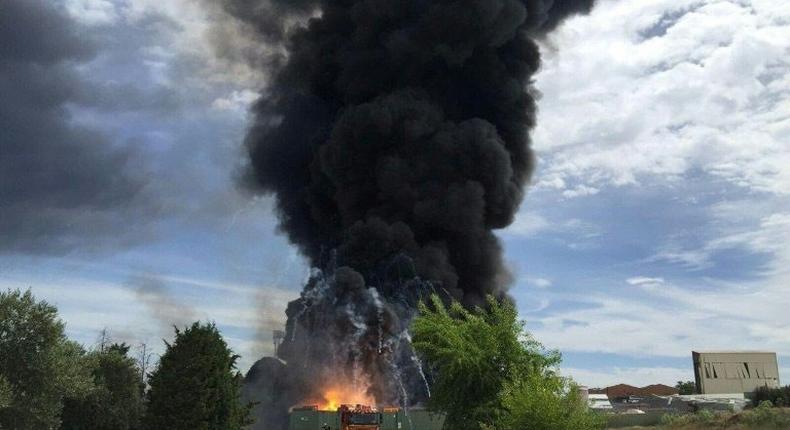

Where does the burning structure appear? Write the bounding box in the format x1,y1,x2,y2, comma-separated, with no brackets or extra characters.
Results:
228,0,597,428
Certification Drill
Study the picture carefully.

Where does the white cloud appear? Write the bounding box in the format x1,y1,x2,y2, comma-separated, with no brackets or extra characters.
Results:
529,206,790,362
504,212,551,237
526,277,553,288
65,0,119,25
502,212,601,245
562,185,600,198
517,1,790,385
529,271,790,383
626,277,666,289
652,199,790,272
533,0,790,197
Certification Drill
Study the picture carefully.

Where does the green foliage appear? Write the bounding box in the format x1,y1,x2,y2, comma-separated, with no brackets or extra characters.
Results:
412,295,549,428
144,322,252,430
412,294,603,430
0,376,11,409
60,343,145,430
0,289,93,430
753,385,790,407
676,380,697,395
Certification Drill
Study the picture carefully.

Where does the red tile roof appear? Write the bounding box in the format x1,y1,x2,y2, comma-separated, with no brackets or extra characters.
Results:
589,384,679,398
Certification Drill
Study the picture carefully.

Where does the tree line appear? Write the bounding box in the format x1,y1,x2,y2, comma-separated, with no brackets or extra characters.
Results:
1,288,605,430
0,289,251,430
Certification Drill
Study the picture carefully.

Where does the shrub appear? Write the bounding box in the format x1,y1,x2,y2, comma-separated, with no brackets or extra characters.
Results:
740,400,790,429
660,409,724,428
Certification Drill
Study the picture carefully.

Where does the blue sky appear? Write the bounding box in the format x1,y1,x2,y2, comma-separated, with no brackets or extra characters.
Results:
2,0,789,388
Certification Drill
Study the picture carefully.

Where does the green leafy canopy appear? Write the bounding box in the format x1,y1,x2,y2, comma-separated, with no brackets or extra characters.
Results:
412,294,604,430
0,289,93,430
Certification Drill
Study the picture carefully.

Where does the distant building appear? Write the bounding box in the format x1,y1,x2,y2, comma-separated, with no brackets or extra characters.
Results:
693,351,780,395
589,384,679,399
588,394,614,411
641,384,681,396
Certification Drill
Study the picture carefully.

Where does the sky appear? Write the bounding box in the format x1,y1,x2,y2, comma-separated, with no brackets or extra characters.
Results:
1,0,788,388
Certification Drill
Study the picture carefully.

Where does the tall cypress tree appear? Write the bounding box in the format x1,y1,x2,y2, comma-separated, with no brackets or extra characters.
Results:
144,322,252,430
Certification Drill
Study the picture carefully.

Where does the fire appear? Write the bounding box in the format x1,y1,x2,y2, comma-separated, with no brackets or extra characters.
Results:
317,385,376,411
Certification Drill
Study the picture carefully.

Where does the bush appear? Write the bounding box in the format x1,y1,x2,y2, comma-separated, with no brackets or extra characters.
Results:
740,400,790,429
675,380,697,395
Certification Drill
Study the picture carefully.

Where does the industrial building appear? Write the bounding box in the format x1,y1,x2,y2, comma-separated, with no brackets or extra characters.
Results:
693,351,780,395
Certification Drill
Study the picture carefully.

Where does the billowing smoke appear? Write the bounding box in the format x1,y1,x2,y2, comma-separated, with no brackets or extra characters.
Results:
129,275,198,334
222,0,596,427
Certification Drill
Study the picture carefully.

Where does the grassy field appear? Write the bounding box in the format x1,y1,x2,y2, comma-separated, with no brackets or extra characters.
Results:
616,403,790,430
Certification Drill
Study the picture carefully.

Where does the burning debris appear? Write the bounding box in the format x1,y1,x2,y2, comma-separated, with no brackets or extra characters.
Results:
226,0,597,427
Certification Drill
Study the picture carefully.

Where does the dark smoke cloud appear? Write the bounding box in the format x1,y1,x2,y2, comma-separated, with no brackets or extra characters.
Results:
213,0,596,424
240,0,595,303
0,0,148,254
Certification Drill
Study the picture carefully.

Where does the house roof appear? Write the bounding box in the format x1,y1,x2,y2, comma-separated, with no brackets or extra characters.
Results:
589,384,679,398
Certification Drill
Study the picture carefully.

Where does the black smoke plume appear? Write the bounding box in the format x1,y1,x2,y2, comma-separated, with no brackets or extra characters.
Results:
225,0,596,427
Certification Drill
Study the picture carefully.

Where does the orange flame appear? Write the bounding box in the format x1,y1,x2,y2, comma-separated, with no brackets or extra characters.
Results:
317,384,376,411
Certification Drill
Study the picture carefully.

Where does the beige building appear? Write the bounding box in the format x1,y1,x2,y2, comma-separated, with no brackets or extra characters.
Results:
693,351,780,395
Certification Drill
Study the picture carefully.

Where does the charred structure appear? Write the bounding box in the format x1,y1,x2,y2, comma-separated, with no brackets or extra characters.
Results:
229,0,596,428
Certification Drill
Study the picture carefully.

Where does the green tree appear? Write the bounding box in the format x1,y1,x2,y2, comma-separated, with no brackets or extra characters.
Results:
144,322,252,430
412,295,604,430
60,343,145,430
0,289,93,430
675,380,697,395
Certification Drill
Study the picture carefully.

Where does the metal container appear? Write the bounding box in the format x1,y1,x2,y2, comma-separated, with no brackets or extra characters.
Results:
289,406,445,430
